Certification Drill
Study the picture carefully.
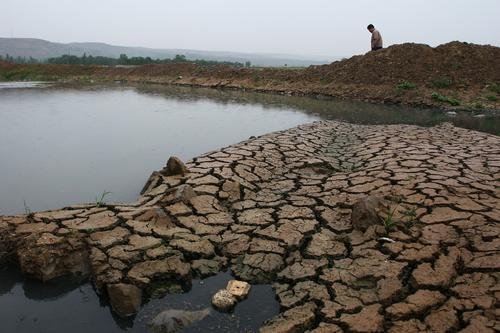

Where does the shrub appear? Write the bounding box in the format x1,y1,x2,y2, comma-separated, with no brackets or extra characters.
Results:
431,76,453,88
431,92,460,106
395,80,416,92
487,82,500,94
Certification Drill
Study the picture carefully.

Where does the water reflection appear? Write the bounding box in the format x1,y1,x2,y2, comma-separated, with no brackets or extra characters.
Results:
131,84,499,135
0,265,279,333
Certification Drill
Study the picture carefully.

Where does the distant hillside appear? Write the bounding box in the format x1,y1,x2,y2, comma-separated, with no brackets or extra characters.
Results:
0,38,331,67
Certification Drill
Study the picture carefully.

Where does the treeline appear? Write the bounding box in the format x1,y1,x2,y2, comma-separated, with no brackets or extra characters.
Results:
45,53,251,67
0,54,39,64
1,53,252,67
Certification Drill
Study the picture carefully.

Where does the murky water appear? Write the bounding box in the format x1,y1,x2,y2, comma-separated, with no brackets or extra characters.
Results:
0,82,499,332
1,82,497,215
0,265,278,333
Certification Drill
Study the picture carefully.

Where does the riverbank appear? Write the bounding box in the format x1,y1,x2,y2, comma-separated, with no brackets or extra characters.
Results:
1,42,500,111
1,120,499,332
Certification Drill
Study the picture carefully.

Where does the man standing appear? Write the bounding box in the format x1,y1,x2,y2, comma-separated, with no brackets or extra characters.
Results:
367,24,383,51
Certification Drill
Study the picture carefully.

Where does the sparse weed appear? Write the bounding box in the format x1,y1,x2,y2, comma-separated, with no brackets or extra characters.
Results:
23,199,33,217
95,190,112,207
431,92,460,106
486,95,498,102
395,80,416,93
380,206,398,232
487,82,500,94
431,76,453,88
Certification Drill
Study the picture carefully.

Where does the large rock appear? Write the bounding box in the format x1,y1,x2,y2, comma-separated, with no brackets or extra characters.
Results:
107,283,143,317
162,156,189,176
351,196,386,232
17,233,90,281
149,308,211,333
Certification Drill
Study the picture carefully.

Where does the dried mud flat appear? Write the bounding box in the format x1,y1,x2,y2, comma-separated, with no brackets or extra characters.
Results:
1,121,499,332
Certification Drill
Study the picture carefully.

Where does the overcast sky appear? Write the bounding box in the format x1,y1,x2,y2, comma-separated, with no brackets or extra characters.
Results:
2,0,499,59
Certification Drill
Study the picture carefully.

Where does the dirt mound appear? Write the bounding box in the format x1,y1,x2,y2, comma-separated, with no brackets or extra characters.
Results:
307,41,500,86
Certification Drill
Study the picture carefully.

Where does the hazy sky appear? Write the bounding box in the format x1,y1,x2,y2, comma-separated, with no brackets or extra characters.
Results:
2,0,499,59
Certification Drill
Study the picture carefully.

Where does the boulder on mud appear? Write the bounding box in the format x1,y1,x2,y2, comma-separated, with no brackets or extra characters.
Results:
16,233,90,281
149,308,210,333
162,156,189,176
212,289,237,311
107,283,143,317
351,196,387,232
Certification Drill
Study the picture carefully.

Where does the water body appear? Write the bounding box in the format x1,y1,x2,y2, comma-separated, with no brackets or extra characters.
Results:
1,82,497,215
0,265,279,333
1,82,499,332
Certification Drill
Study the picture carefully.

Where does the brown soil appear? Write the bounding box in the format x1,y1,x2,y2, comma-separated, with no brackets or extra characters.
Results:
1,41,500,110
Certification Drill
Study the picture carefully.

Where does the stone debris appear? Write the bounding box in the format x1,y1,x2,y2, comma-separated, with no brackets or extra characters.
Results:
211,289,237,311
107,283,143,317
226,280,251,300
1,120,499,331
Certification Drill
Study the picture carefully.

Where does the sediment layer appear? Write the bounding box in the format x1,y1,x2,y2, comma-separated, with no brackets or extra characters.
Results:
1,120,499,332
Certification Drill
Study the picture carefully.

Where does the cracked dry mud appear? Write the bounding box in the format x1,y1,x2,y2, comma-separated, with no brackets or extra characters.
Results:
1,121,499,332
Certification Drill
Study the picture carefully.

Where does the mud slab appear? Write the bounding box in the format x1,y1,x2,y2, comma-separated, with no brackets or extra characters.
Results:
1,120,499,332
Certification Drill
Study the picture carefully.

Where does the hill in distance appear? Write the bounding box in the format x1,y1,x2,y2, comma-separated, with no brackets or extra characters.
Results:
0,37,332,67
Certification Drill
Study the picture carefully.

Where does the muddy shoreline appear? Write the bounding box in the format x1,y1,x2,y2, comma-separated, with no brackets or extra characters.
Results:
1,42,500,112
1,120,499,332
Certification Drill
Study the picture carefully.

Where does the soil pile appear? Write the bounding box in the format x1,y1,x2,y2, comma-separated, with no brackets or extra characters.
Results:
307,41,500,86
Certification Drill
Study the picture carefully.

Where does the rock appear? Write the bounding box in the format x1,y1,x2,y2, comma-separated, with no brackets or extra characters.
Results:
161,185,196,205
212,289,237,311
162,156,189,176
17,234,90,281
107,283,143,317
351,196,386,232
149,308,211,333
226,280,251,300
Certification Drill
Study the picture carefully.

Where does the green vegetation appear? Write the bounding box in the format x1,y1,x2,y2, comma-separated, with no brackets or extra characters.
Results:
431,76,453,88
380,207,397,232
431,92,460,106
486,95,498,102
487,82,500,94
46,53,248,68
95,190,112,207
395,80,416,94
0,54,39,64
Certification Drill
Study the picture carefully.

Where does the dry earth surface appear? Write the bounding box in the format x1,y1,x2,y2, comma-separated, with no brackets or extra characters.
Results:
1,120,499,332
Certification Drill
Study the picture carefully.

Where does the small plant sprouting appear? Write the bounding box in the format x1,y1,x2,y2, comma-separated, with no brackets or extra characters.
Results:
380,205,398,232
95,190,112,207
23,199,33,218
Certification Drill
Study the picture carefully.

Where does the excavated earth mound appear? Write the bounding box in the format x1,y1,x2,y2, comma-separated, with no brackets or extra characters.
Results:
307,41,500,85
1,121,499,332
